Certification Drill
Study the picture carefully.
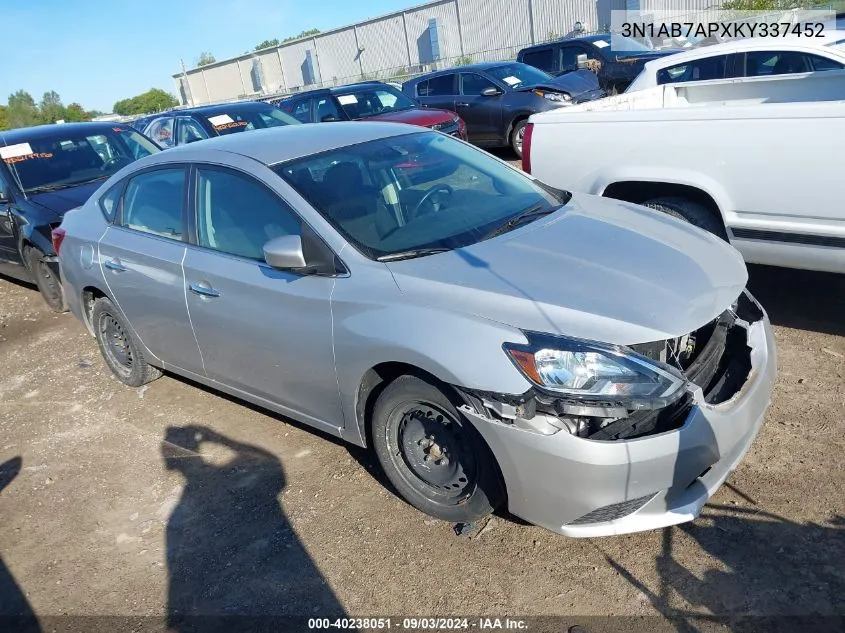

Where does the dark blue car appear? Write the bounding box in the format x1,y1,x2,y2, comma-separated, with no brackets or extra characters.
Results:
0,122,159,309
402,61,604,157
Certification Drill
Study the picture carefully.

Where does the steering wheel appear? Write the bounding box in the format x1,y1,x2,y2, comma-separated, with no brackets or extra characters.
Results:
411,184,454,219
101,156,131,172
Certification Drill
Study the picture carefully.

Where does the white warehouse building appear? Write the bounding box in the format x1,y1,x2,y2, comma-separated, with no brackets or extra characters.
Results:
172,0,720,105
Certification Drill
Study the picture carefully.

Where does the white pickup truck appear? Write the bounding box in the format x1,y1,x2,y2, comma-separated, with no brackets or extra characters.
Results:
523,70,845,274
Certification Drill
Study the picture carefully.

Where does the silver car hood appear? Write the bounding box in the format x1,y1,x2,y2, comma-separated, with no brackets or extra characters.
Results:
386,193,748,345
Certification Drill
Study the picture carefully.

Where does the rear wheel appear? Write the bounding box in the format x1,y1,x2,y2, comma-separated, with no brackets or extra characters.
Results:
91,297,161,387
371,374,504,523
642,196,728,241
24,246,65,312
510,119,528,158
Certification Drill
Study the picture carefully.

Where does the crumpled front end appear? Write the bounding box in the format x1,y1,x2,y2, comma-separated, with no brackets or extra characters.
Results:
458,290,776,537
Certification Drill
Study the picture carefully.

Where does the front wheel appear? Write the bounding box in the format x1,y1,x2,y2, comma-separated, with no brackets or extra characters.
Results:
371,375,505,523
24,247,66,312
510,119,528,158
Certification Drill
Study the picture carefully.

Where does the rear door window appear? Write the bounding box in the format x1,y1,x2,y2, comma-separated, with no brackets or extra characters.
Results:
176,118,209,145
741,51,829,76
120,168,186,240
315,96,342,121
286,99,313,123
417,74,456,97
522,47,556,72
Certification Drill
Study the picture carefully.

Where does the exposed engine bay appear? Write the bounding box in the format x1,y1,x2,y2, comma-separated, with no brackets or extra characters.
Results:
461,291,764,441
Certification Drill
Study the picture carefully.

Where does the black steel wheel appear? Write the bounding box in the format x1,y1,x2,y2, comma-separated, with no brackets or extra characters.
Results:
24,247,65,312
91,297,162,387
371,375,504,523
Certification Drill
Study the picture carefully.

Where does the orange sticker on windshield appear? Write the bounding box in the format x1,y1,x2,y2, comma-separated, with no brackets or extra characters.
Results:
213,121,249,131
3,152,54,164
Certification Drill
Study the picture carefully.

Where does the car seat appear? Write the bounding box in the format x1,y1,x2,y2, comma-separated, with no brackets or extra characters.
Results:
321,162,396,245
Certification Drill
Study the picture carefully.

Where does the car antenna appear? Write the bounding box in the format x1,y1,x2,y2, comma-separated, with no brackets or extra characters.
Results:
0,131,29,200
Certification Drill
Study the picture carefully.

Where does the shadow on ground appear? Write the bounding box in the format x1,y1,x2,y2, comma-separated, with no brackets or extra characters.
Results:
598,497,845,632
162,426,346,631
0,457,40,633
746,264,845,337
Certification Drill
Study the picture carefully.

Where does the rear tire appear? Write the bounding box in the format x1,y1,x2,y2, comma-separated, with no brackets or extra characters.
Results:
24,246,66,312
371,374,505,523
642,196,728,241
91,297,162,387
510,119,528,158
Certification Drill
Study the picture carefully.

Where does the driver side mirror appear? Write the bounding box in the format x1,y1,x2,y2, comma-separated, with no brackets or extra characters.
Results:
576,53,589,70
481,87,502,97
263,234,307,270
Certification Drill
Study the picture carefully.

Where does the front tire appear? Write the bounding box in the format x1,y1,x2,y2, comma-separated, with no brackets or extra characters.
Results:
24,247,65,312
510,119,528,158
91,297,162,387
371,375,505,523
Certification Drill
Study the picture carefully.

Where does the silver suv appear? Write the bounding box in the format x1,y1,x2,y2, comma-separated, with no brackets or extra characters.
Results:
56,123,776,537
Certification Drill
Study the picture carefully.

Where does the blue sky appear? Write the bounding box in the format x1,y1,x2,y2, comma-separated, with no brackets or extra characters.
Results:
2,0,411,112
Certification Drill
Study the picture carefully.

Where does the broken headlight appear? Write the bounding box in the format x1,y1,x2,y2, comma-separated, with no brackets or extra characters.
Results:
503,332,688,409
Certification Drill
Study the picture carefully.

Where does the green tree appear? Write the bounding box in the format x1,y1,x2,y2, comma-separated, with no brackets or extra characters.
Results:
112,88,178,116
6,90,39,128
722,0,804,8
197,51,216,66
39,90,65,124
282,28,319,43
64,103,91,122
0,105,8,130
254,38,280,50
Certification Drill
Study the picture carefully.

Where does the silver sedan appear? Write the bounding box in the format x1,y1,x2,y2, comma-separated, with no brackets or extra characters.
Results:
56,122,776,536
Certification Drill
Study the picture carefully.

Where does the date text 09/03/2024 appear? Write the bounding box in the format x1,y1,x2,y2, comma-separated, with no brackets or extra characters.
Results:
308,618,528,630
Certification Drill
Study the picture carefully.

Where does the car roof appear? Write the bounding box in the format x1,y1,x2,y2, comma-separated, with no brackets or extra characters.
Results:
159,120,422,165
0,121,132,144
329,81,390,93
641,30,845,70
407,61,519,81
177,101,276,116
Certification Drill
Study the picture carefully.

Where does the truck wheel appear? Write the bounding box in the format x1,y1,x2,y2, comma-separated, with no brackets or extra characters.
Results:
642,197,728,241
24,246,66,312
510,119,528,158
371,374,505,523
91,297,162,387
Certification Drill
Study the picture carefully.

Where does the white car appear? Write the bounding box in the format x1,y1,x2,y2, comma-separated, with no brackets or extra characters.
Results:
626,32,845,92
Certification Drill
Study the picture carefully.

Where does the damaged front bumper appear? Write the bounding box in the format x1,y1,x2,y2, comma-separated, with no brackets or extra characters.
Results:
459,293,777,537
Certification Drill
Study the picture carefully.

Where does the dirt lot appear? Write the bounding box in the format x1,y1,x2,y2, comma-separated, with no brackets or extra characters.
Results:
1,262,843,631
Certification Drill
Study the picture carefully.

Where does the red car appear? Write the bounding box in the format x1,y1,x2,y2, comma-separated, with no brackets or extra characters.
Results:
273,81,468,140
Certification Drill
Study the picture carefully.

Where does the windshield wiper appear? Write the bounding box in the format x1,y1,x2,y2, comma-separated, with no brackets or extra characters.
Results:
376,247,451,262
26,183,80,194
484,204,559,240
27,175,109,195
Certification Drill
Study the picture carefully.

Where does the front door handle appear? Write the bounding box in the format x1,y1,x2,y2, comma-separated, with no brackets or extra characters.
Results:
104,258,127,272
189,282,220,298
456,102,470,107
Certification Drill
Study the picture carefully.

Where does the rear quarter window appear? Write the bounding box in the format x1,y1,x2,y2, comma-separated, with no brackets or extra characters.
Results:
99,183,123,223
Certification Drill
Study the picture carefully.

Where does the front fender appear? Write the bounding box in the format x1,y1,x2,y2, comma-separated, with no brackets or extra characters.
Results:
332,300,532,446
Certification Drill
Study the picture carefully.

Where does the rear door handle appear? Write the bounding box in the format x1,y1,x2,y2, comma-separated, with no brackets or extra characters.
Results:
189,282,220,298
456,102,470,107
104,258,127,272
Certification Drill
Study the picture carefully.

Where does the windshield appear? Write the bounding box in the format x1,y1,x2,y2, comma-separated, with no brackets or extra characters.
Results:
333,86,418,119
486,63,553,88
603,34,655,54
274,132,566,260
203,105,300,136
1,127,159,194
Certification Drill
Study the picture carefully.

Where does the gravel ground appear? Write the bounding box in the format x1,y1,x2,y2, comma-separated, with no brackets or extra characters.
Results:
1,255,843,631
